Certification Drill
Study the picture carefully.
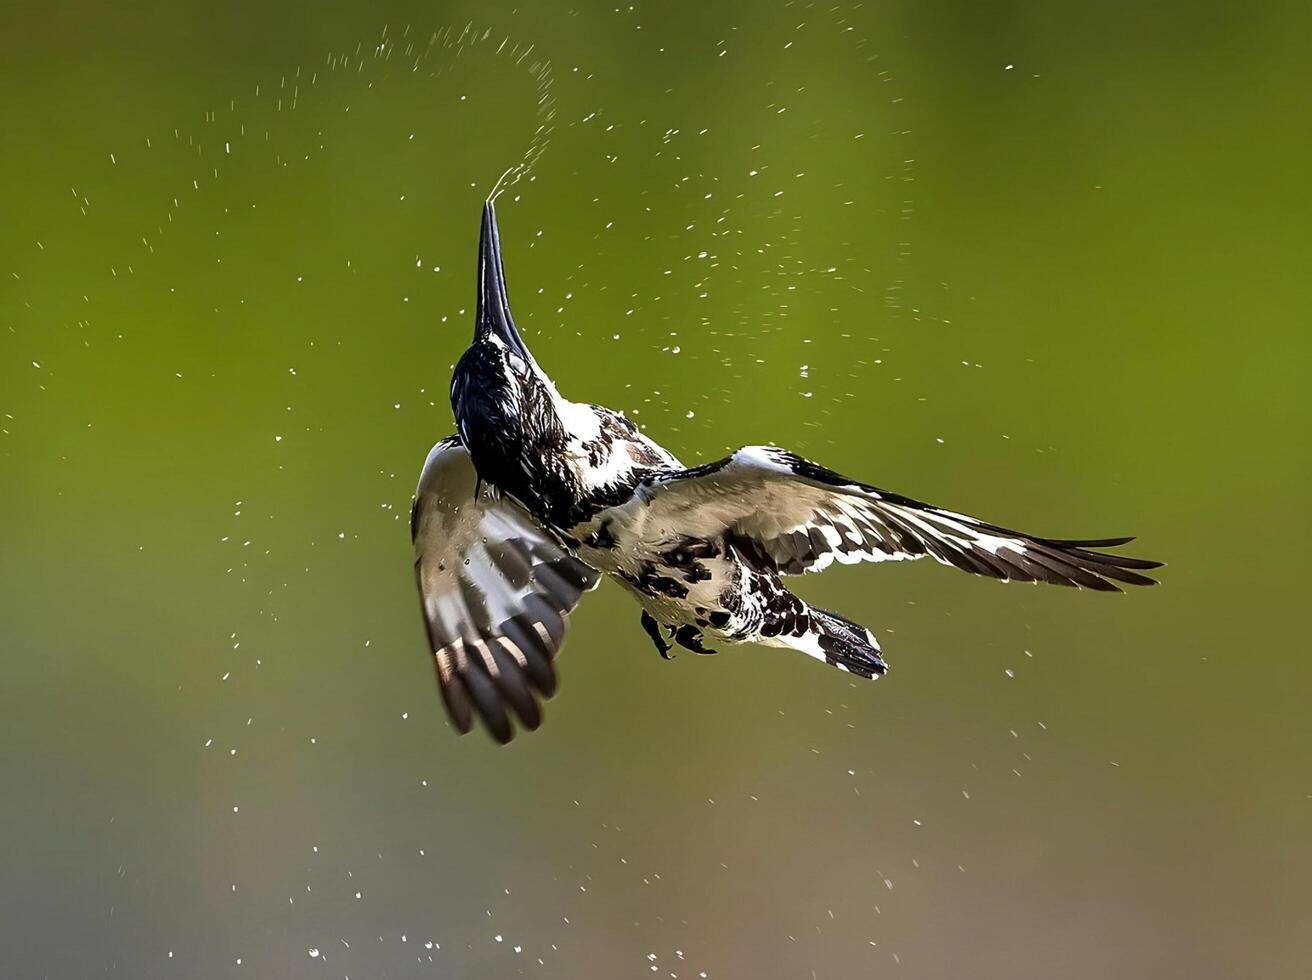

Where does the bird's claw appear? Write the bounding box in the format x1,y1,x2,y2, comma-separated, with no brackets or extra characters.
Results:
674,625,717,655
640,610,674,659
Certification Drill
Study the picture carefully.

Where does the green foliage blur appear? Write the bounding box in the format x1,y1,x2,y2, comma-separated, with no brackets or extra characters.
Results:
2,1,1309,977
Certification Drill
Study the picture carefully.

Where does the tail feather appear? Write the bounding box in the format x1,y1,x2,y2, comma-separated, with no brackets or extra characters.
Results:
807,607,887,679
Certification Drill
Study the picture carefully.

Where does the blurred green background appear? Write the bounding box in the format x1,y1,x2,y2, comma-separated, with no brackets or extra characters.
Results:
2,1,1309,977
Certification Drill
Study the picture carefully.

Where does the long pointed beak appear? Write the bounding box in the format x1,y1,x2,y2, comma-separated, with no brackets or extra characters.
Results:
475,201,531,361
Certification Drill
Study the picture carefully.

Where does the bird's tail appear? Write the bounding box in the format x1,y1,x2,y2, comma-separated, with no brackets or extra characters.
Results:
802,606,887,680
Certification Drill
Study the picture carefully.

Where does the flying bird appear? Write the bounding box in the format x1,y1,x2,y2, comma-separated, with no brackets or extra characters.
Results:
411,199,1161,743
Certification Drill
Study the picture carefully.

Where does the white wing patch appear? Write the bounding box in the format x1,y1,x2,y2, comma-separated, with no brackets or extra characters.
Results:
638,446,1161,590
412,436,600,743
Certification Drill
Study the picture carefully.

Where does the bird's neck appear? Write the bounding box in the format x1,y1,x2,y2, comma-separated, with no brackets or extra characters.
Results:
454,355,568,496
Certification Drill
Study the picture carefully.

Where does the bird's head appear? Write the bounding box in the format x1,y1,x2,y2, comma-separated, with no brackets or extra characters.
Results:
452,198,565,464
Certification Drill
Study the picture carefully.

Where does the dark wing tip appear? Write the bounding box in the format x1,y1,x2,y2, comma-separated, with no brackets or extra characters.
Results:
1045,538,1163,571
418,578,583,743
430,622,571,744
1046,535,1136,548
486,639,543,732
459,656,515,744
1052,539,1163,580
433,651,475,735
501,616,559,696
1043,541,1163,589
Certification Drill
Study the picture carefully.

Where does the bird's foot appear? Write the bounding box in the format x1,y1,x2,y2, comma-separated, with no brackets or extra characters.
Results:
640,611,674,660
673,625,717,655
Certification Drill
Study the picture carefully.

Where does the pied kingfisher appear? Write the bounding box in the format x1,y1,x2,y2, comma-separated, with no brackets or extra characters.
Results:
411,199,1161,743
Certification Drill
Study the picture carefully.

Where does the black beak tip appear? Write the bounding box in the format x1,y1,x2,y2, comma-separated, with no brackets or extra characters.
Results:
478,201,507,312
474,195,530,359
479,202,501,271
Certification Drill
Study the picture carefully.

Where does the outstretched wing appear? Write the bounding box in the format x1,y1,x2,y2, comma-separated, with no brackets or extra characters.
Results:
637,446,1161,590
412,436,601,743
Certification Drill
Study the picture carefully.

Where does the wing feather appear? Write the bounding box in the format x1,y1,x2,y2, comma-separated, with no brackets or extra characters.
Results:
638,446,1161,591
413,436,600,742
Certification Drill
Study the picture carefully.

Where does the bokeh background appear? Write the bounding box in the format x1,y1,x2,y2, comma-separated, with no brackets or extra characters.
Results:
2,1,1309,977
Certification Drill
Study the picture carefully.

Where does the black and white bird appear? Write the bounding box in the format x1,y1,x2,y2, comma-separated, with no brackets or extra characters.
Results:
412,199,1161,743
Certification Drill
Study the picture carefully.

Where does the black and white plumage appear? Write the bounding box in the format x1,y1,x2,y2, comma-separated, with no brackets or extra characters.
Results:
411,436,600,743
412,199,1161,742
